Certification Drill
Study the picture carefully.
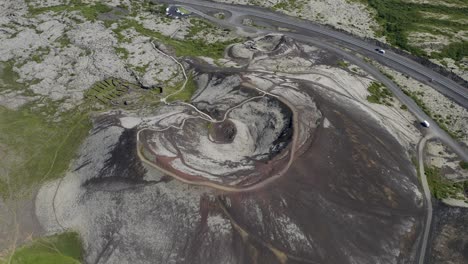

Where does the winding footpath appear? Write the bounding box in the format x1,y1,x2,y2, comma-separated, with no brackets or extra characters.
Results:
152,1,468,262
137,43,301,192
136,88,300,193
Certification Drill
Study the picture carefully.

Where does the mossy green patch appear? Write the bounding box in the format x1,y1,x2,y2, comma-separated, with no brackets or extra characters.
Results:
337,60,350,68
0,101,91,199
460,161,468,170
0,232,83,264
113,19,240,59
28,0,112,21
57,36,71,48
0,61,25,91
186,19,216,38
114,47,129,60
425,165,467,200
166,73,198,103
366,82,393,105
84,78,136,106
30,46,51,64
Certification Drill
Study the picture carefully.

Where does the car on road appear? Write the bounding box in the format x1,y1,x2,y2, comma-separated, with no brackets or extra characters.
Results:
165,6,189,19
421,120,430,128
375,48,386,54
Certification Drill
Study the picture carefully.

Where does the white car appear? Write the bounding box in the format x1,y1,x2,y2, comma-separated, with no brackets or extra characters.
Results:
421,120,430,128
375,48,385,54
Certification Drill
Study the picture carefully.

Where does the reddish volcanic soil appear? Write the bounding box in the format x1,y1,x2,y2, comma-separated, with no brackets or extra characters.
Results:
213,92,423,263
39,75,424,264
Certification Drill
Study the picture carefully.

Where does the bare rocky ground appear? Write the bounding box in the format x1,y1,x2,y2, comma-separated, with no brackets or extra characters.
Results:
213,0,381,39
0,0,238,257
0,0,238,111
34,34,426,264
428,202,468,264
0,0,132,109
0,1,466,263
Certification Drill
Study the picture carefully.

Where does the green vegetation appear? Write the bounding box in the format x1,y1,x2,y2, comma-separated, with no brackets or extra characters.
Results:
0,232,83,264
363,0,468,58
0,78,141,199
166,74,198,102
28,0,112,21
30,47,50,63
272,0,307,11
186,19,216,38
178,7,190,14
156,3,168,15
214,13,226,20
460,161,468,170
432,41,468,61
114,47,129,60
366,82,393,105
113,19,240,59
31,54,42,63
134,64,149,75
0,61,25,91
57,36,71,48
0,63,103,200
84,78,134,106
0,101,91,199
425,165,467,200
337,60,350,68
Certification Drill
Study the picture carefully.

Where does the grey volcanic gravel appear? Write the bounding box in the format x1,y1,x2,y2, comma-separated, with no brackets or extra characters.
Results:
35,35,424,264
35,88,423,264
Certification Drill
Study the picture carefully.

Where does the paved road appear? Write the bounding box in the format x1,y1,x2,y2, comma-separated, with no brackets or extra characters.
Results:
159,0,468,108
157,0,468,159
154,0,468,263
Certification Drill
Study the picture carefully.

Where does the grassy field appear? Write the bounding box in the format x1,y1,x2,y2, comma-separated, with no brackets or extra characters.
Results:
0,80,148,201
0,101,91,199
166,73,198,103
0,232,83,264
361,0,468,59
0,62,26,91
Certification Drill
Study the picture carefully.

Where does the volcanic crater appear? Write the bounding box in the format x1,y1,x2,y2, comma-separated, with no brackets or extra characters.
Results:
35,34,425,264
